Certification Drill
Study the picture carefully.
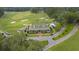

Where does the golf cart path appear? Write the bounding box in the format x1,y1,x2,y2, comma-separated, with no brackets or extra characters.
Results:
43,25,78,51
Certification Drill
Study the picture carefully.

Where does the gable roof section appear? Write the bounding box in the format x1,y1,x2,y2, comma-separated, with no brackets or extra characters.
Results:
28,24,50,31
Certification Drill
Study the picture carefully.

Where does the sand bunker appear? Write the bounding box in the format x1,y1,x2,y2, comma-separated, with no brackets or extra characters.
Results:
40,17,45,19
11,21,16,24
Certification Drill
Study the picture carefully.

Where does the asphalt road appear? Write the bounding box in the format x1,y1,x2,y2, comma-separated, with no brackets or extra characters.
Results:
43,25,78,51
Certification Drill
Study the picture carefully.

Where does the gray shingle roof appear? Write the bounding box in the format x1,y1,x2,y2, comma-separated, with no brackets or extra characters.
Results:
27,24,50,31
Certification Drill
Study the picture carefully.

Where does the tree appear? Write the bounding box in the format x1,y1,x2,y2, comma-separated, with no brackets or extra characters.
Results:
0,9,4,17
63,12,79,23
31,8,41,13
44,7,65,19
0,32,44,51
0,33,4,50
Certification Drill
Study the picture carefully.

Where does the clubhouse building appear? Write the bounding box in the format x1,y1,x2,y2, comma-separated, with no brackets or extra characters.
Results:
24,23,56,34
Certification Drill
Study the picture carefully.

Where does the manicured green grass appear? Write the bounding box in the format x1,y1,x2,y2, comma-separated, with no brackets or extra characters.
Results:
0,11,54,34
53,24,74,40
39,40,48,47
48,30,79,51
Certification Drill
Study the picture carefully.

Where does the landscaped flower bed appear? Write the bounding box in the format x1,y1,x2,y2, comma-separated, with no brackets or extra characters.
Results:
28,33,51,37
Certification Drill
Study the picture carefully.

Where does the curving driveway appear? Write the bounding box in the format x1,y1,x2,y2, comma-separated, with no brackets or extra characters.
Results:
43,25,78,51
27,26,66,44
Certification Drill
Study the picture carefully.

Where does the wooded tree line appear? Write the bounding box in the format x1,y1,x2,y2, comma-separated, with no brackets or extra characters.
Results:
0,8,4,17
43,7,79,23
0,7,79,23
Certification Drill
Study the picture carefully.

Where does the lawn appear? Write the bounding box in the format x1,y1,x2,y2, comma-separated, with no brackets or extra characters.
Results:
0,11,54,34
39,40,48,47
48,30,79,51
53,24,74,40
